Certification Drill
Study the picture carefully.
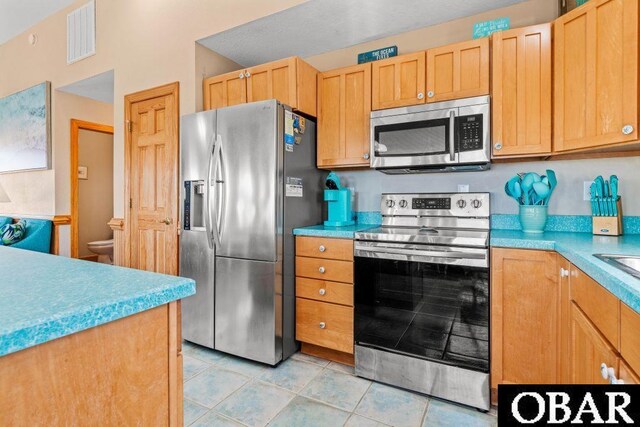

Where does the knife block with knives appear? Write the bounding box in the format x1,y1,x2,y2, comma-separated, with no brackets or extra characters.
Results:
590,175,622,236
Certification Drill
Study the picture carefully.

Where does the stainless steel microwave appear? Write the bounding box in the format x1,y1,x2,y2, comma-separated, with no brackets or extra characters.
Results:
370,96,491,173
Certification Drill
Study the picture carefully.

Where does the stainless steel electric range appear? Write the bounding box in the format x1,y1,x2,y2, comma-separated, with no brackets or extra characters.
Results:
354,193,490,410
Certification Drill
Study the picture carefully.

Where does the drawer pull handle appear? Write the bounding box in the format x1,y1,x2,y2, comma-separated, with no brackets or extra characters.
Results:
318,267,325,274
319,288,326,296
319,322,326,329
319,245,326,252
600,363,624,384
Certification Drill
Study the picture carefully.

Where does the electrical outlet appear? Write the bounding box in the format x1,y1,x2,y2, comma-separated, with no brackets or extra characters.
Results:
458,184,470,193
583,181,592,201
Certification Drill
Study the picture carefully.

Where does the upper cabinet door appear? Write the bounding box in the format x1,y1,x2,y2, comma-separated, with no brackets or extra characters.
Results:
203,70,247,110
426,38,490,103
246,57,318,116
317,63,372,169
554,0,638,152
371,52,426,110
492,24,552,157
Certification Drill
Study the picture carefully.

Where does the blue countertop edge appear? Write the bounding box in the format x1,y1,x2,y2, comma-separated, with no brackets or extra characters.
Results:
293,224,380,238
0,248,195,357
491,230,640,313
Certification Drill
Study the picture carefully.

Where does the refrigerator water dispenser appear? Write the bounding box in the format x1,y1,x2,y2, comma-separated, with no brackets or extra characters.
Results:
183,180,205,230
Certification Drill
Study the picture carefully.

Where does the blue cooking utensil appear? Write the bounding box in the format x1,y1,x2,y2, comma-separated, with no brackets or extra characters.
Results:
603,179,610,216
505,176,521,202
590,182,598,216
532,181,550,205
521,173,541,205
610,175,619,216
545,170,557,205
595,176,605,216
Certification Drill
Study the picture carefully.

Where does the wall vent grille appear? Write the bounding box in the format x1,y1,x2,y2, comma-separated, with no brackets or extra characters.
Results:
67,0,96,64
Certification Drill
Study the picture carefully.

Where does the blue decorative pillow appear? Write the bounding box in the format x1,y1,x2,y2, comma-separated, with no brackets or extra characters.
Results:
0,220,27,245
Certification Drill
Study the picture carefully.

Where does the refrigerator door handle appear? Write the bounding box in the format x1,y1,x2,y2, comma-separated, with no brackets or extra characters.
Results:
211,135,222,249
204,135,215,250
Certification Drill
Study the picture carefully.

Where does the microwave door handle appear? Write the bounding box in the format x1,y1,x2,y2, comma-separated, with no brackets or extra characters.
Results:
449,110,456,162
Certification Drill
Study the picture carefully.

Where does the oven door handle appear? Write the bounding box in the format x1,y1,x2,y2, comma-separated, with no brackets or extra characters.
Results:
354,244,487,267
449,109,456,162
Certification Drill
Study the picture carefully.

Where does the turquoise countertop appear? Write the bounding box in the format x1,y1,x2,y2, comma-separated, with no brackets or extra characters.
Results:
293,223,379,239
0,247,195,357
491,230,640,313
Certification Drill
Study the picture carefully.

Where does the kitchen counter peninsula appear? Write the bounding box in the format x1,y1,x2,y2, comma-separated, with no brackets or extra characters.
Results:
0,246,195,425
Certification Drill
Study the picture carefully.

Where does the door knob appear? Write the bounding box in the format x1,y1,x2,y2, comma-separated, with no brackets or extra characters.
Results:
427,91,434,98
494,143,503,150
417,92,425,100
319,245,326,252
319,288,326,296
318,267,325,274
238,72,244,79
244,71,251,78
319,322,326,329
622,125,634,135
160,217,172,225
363,153,370,160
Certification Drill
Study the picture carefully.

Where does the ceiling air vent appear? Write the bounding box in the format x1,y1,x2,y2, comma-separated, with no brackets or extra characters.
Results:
67,0,96,64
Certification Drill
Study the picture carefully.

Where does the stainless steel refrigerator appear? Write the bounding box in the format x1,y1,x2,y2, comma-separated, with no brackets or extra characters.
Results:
180,100,323,365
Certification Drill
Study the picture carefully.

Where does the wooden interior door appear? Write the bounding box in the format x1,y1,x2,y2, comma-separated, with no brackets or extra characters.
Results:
426,38,489,103
371,52,426,110
317,63,371,168
246,57,296,107
126,83,179,275
492,24,552,157
554,0,638,151
491,248,559,392
203,70,247,110
569,302,620,384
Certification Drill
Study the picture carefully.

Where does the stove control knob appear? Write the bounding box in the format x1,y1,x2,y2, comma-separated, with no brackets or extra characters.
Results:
399,199,408,208
456,199,467,209
472,199,482,209
386,199,396,208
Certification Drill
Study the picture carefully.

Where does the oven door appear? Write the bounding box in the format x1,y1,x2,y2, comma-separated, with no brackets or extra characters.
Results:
354,241,489,373
370,107,458,169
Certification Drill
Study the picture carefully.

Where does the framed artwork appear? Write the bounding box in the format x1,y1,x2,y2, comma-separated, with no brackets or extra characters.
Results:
78,166,88,180
0,82,52,173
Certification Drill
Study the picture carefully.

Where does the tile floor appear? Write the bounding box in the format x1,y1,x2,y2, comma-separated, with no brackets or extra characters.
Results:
182,341,497,427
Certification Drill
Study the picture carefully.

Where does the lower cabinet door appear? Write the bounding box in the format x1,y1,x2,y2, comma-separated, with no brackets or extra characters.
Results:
570,302,620,384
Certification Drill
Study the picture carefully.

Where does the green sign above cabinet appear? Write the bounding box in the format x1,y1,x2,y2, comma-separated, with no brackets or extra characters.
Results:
357,46,397,64
473,17,510,38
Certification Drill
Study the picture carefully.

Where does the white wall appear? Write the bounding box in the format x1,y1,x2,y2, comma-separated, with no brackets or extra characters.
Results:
337,156,640,215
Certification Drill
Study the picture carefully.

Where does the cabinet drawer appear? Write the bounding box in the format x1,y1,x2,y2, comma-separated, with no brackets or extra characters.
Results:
296,298,353,354
296,236,353,261
621,303,640,375
296,256,353,283
296,277,353,306
570,266,620,348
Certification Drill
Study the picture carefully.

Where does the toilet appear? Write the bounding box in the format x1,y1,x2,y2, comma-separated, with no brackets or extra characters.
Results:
87,239,114,264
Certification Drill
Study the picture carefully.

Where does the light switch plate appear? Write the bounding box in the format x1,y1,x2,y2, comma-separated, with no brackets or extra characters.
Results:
458,184,470,193
583,181,592,201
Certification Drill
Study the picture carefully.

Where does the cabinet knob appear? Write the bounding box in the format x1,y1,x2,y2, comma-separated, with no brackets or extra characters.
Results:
319,322,326,329
427,91,434,98
417,92,425,100
238,72,244,79
319,288,326,296
560,268,570,278
494,143,503,150
245,71,251,78
622,125,634,135
600,363,623,384
319,245,326,252
318,266,325,274
363,153,370,160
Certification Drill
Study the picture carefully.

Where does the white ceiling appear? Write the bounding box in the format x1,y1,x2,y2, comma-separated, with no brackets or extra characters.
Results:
0,0,76,45
58,69,114,103
198,0,527,67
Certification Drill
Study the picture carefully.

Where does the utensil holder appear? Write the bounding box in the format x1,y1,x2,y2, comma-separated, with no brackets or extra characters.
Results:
593,197,623,236
519,205,549,234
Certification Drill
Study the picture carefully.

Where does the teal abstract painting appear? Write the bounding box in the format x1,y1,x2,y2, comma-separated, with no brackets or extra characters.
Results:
0,82,51,173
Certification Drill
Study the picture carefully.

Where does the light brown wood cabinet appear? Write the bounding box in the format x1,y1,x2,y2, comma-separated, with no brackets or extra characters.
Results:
491,248,560,392
492,24,552,157
493,248,640,403
203,56,318,116
203,70,247,110
554,0,639,152
295,236,354,365
371,52,426,110
426,38,490,103
317,63,371,169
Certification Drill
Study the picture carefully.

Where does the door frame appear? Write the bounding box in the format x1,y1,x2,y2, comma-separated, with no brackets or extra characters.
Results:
123,82,180,268
70,119,114,258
